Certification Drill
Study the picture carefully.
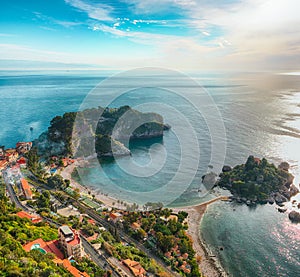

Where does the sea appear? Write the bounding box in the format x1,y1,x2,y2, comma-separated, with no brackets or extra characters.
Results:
0,70,299,276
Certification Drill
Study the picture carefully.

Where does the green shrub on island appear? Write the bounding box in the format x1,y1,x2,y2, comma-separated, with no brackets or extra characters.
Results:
218,156,295,203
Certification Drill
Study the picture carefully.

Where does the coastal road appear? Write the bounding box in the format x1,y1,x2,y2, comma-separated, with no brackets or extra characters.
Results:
72,200,180,277
24,171,178,276
3,171,29,212
4,173,120,276
81,236,120,277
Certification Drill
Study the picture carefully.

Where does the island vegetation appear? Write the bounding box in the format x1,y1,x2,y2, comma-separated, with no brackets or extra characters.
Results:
35,106,169,158
218,156,299,205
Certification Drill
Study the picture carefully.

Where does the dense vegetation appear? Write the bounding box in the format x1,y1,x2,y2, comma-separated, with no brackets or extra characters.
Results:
94,226,171,277
36,106,167,157
121,208,200,277
218,156,294,202
0,197,72,277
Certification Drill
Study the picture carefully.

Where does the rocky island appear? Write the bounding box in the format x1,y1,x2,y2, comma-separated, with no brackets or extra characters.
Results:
35,105,170,158
217,156,300,222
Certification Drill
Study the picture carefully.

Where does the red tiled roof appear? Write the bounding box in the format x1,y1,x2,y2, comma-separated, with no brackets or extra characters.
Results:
87,219,95,225
23,238,64,260
17,157,27,164
23,238,89,277
68,232,81,246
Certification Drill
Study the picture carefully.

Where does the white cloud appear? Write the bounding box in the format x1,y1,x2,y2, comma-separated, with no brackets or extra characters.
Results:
202,31,210,36
65,0,114,21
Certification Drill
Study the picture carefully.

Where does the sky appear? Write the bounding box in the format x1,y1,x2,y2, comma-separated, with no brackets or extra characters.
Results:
0,0,299,72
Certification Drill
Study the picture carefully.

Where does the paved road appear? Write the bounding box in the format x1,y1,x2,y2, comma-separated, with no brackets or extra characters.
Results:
3,174,120,276
72,200,180,277
3,172,29,211
19,171,178,276
81,236,119,277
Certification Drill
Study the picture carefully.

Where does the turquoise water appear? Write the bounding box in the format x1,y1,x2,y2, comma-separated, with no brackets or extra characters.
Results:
1,71,300,276
201,202,300,276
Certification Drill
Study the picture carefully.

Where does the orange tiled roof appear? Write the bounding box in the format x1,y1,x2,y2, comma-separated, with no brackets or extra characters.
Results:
131,222,141,230
0,160,8,168
16,211,42,223
68,232,81,246
20,178,32,198
55,258,90,277
123,259,146,277
110,212,122,220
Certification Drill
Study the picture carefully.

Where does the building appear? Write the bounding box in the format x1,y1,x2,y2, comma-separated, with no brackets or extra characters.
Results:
16,210,42,224
5,148,19,163
109,212,123,223
0,160,8,172
58,225,83,259
20,178,32,200
122,259,146,277
23,238,89,277
131,222,141,231
61,158,75,167
16,141,32,154
17,157,27,168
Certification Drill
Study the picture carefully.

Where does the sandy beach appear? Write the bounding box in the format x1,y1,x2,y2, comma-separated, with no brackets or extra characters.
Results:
60,159,129,209
173,197,228,277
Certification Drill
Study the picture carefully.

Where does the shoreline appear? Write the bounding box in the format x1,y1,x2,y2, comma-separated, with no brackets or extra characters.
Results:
61,161,227,276
60,159,131,209
173,198,228,277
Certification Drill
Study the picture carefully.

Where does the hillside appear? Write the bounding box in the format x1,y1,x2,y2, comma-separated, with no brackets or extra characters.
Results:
35,106,169,158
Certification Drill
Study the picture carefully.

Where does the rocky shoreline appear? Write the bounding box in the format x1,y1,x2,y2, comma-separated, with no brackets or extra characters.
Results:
218,158,300,223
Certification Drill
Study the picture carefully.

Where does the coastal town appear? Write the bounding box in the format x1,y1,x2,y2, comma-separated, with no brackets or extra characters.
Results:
0,141,213,277
1,137,300,277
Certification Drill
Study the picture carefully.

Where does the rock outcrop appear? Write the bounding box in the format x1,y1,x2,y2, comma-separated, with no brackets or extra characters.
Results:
35,106,170,158
288,211,300,223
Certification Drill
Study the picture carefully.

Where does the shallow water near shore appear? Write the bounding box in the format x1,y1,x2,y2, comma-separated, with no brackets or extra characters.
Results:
1,70,300,276
201,202,300,277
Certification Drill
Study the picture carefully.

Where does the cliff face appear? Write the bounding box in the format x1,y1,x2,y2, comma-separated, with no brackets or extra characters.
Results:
35,106,169,158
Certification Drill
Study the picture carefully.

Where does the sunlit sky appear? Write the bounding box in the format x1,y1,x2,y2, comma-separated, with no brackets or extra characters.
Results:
0,0,299,71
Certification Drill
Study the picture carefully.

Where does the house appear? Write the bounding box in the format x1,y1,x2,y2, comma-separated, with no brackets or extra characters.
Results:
58,225,83,259
61,158,75,167
122,259,146,277
17,157,27,168
180,261,191,274
23,238,89,277
109,212,123,223
23,238,64,259
0,160,8,172
16,142,32,154
16,210,42,224
55,258,90,277
5,148,19,162
20,178,32,200
131,222,141,231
